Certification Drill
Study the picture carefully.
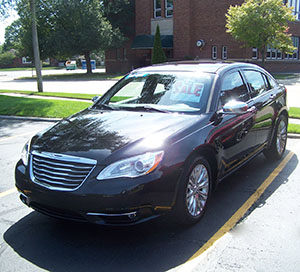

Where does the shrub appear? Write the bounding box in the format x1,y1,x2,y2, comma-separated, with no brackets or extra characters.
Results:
0,51,16,67
151,25,167,65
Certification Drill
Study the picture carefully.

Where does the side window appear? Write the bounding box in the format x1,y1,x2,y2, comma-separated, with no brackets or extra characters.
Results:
243,70,268,98
219,71,250,106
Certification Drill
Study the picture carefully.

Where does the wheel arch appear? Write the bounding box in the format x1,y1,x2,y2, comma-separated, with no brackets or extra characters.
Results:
183,145,218,189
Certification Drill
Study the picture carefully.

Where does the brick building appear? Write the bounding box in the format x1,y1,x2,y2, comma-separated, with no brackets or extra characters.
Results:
105,0,300,73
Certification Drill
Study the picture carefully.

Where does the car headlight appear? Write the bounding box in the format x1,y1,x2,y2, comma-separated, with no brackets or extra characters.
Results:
21,140,31,166
97,151,164,180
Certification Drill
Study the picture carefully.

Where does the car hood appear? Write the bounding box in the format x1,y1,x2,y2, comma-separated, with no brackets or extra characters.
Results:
31,108,204,164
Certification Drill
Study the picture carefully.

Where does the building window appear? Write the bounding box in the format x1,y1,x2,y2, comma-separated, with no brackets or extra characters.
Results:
212,46,217,60
266,36,299,60
222,46,228,59
285,0,300,20
277,50,282,59
154,0,162,18
252,48,258,59
165,0,173,17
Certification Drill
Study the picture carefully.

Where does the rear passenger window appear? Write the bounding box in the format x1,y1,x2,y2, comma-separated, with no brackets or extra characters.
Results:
243,70,268,98
219,71,250,106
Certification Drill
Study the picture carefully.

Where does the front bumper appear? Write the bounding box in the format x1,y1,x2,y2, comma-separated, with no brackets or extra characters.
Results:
15,160,181,225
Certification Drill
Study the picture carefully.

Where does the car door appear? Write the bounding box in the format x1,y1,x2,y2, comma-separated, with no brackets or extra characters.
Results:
242,69,276,148
212,70,257,177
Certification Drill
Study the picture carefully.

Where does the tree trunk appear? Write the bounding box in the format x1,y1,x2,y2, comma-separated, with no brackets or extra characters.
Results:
85,52,92,74
30,0,43,92
260,46,266,67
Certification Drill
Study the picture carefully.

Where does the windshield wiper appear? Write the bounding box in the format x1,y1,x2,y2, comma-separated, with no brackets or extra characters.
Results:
120,105,169,113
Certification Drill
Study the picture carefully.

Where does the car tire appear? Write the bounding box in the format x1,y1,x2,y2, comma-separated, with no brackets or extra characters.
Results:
263,115,288,161
173,156,212,226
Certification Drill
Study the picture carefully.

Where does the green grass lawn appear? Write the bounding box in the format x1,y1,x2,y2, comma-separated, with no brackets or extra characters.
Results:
0,95,91,118
288,123,300,134
272,73,298,80
0,90,129,102
289,107,300,119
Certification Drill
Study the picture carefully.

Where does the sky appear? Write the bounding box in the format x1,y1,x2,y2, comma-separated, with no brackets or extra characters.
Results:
0,11,18,45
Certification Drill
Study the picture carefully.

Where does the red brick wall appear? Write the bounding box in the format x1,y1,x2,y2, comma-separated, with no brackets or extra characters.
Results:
135,0,152,34
173,0,248,60
173,0,192,59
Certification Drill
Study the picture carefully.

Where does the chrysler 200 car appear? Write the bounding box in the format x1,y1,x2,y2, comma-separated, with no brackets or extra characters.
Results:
15,62,288,225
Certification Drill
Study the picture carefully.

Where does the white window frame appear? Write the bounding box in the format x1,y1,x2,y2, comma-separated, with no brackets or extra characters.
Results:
165,0,173,17
212,46,217,60
154,0,162,18
222,46,228,60
252,47,258,59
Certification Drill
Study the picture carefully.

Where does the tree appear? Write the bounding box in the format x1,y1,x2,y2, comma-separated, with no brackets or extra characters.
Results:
1,0,43,92
52,0,121,74
226,0,296,66
3,19,22,52
0,50,16,67
101,0,135,37
0,0,16,18
151,25,167,65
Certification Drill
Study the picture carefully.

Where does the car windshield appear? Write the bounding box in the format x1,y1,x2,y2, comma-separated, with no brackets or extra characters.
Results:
96,71,214,113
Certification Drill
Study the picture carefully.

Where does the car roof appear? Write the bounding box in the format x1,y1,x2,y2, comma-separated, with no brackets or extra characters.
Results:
132,61,263,75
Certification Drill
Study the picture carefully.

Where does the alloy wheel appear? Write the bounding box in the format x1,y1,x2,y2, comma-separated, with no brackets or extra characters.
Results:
185,163,210,217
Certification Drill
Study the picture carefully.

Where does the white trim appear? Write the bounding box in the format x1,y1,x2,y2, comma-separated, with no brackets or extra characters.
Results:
165,0,173,17
212,46,217,60
154,0,162,18
222,46,228,60
252,47,258,59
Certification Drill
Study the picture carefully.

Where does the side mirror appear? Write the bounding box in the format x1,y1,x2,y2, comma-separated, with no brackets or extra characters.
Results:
92,96,99,104
220,100,249,114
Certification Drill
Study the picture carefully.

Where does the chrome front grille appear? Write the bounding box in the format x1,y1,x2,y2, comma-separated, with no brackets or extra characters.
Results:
30,151,97,191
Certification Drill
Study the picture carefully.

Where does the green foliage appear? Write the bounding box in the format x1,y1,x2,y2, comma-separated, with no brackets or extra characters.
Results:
0,0,16,18
6,0,123,73
0,50,16,67
3,19,22,53
101,0,135,37
226,0,296,64
151,25,167,65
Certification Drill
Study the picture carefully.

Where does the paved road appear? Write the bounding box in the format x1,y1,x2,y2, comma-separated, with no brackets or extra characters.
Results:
0,119,299,271
0,68,117,95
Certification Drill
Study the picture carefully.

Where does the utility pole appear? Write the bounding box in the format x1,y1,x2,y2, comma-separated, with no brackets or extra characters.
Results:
29,0,43,92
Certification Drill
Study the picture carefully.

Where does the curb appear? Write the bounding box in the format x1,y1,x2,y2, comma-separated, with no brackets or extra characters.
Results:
0,115,61,122
287,133,300,139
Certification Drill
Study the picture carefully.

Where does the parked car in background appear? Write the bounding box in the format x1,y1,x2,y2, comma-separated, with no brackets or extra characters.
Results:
65,60,77,70
15,62,288,226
